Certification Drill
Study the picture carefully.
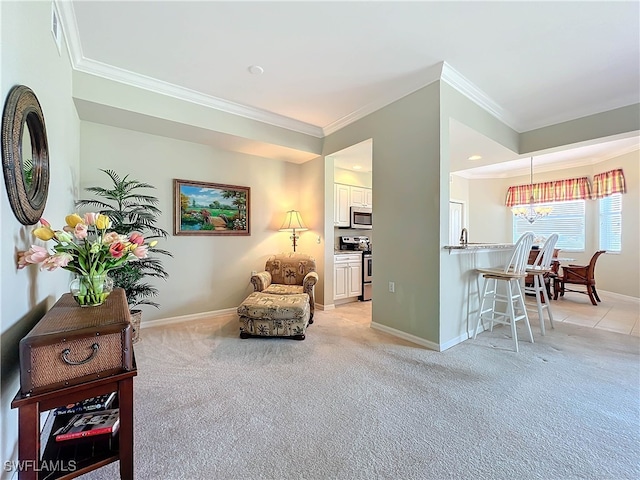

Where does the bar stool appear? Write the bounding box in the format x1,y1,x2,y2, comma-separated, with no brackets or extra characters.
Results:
473,232,535,352
525,234,559,335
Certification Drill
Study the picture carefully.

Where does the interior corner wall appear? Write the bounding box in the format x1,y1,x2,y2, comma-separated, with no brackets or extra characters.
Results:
323,82,442,346
595,150,639,298
322,156,336,308
438,83,519,348
1,1,80,475
298,156,326,305
79,122,302,321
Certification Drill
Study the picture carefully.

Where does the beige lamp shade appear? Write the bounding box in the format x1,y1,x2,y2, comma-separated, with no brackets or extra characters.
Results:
279,210,308,232
279,210,307,252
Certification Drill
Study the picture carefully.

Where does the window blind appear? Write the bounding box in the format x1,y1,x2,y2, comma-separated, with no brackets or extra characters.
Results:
513,200,585,251
599,193,622,252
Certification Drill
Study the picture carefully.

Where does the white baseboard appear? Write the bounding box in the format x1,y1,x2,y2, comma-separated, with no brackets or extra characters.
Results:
141,308,237,329
334,297,360,306
440,332,472,352
315,303,335,311
370,322,440,351
599,290,640,303
141,300,332,329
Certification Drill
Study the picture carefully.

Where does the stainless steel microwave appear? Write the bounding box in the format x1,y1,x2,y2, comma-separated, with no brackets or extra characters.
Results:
350,207,372,229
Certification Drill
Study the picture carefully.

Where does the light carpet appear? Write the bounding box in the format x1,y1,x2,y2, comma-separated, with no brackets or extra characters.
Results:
80,307,640,480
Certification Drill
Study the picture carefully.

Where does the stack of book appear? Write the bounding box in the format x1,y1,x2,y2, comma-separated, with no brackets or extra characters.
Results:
53,409,120,442
40,392,119,456
53,392,117,416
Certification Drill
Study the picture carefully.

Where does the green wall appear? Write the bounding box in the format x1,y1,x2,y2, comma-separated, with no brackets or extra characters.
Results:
324,82,442,346
1,1,81,472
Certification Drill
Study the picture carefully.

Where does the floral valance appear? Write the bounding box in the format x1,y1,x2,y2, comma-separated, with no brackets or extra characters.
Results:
592,169,626,198
505,177,592,207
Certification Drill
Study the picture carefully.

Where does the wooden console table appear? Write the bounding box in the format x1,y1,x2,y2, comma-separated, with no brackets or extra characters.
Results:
11,363,137,480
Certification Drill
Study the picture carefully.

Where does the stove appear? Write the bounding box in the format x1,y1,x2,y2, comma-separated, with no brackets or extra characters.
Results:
339,236,371,253
339,236,372,301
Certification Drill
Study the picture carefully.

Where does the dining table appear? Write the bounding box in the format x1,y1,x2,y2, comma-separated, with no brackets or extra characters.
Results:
549,257,575,299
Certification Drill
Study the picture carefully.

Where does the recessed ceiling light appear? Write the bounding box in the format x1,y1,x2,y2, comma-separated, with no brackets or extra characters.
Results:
468,155,482,161
248,65,264,75
353,165,362,170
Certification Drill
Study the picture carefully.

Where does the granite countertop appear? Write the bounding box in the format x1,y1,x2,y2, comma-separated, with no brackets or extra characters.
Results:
444,243,515,251
334,250,364,255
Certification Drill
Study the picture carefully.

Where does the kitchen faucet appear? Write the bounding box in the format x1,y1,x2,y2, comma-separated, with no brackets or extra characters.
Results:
459,228,468,245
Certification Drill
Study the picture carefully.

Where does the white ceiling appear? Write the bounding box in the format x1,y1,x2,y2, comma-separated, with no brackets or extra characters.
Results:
331,140,374,173
63,1,640,173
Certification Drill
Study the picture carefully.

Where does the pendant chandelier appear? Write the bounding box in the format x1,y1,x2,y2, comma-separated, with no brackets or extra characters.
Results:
511,157,552,224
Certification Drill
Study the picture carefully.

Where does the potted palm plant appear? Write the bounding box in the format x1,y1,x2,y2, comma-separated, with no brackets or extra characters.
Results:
76,169,172,342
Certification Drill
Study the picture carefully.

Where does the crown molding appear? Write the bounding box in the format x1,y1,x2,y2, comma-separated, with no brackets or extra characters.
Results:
440,62,519,132
55,0,83,66
322,63,445,136
324,61,520,136
54,1,323,139
74,56,324,138
55,2,515,141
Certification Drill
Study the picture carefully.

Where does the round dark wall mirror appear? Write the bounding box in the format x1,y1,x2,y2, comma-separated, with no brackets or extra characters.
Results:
21,120,34,194
1,85,49,225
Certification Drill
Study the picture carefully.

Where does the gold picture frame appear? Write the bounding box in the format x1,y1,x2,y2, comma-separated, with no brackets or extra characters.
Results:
173,179,250,236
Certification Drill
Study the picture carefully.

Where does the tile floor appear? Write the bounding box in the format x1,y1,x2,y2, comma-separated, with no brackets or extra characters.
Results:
540,290,640,336
332,290,640,336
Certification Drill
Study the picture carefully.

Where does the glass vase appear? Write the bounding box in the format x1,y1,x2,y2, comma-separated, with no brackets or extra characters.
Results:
69,273,114,307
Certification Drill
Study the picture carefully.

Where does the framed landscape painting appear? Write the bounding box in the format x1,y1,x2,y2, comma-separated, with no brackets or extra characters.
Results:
173,179,250,236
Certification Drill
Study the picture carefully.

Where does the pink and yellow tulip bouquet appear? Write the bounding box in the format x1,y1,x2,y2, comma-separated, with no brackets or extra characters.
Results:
18,213,157,306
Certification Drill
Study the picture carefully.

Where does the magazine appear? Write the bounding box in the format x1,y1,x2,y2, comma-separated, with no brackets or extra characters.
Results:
53,392,116,416
53,409,120,442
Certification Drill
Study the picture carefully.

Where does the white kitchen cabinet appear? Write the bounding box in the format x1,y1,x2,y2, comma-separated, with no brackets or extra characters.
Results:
349,186,372,208
349,186,366,207
334,261,349,299
335,184,373,226
348,260,363,297
364,188,373,208
334,253,362,300
334,183,350,227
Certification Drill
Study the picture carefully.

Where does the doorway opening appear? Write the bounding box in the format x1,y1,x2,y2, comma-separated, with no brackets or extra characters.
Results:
328,139,373,326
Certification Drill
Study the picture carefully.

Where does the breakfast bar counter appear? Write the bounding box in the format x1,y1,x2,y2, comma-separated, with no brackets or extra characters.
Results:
444,243,514,251
439,243,516,350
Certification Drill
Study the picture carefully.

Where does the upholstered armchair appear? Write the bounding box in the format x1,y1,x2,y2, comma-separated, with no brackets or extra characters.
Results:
251,253,319,320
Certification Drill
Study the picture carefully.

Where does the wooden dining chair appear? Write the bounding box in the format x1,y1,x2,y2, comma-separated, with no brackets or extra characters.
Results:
554,250,606,305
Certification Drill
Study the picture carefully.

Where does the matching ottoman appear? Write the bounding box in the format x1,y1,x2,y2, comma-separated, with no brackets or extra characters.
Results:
237,292,310,340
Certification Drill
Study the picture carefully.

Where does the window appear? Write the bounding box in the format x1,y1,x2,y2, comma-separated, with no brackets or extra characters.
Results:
599,193,622,253
513,200,585,251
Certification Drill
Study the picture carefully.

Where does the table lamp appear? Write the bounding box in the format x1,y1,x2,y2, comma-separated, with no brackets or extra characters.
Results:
279,210,308,252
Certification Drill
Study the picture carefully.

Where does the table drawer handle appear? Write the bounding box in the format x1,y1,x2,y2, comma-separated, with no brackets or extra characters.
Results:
61,343,99,365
